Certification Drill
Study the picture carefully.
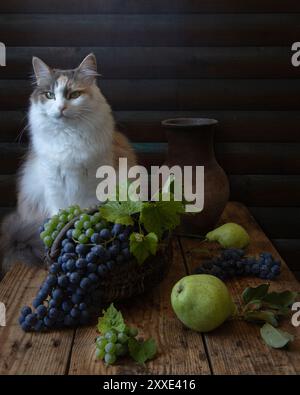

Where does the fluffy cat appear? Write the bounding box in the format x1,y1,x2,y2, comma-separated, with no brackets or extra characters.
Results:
0,53,136,276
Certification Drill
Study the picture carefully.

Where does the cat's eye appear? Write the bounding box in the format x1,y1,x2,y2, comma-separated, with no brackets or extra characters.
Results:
45,91,55,100
69,91,82,100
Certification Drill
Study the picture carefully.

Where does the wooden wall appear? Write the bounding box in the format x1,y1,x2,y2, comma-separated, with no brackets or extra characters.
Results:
0,1,299,274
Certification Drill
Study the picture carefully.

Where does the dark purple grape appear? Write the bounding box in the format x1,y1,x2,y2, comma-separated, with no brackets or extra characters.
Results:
70,272,80,284
90,233,102,244
63,242,75,253
100,228,111,240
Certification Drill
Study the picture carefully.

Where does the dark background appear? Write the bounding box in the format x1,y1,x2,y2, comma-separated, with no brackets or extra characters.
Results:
0,1,299,277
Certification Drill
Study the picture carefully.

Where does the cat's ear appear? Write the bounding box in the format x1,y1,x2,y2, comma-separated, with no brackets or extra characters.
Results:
76,53,99,84
32,57,52,85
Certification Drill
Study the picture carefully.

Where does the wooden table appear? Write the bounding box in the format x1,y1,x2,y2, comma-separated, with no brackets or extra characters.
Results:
0,202,299,375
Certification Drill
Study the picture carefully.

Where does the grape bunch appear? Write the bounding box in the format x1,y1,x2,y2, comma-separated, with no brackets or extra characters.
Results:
19,210,133,332
194,249,281,281
40,205,84,248
96,326,138,365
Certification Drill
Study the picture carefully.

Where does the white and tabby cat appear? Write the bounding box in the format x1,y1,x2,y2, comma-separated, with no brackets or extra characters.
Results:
0,53,136,275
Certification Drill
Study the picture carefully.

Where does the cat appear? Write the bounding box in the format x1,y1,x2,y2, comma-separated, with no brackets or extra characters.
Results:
0,53,136,276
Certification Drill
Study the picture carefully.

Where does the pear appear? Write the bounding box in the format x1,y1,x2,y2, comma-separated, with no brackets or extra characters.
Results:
171,274,236,332
206,222,250,249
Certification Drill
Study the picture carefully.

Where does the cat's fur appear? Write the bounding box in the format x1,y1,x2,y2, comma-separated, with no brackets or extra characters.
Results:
0,53,136,276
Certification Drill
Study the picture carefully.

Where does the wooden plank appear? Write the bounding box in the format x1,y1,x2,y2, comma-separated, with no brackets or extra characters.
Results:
1,14,299,47
273,239,300,272
2,110,300,143
1,0,300,13
0,263,75,374
115,110,300,143
229,175,300,207
1,79,300,111
1,174,300,208
68,238,211,375
180,202,300,374
2,47,300,80
3,142,300,175
249,207,300,238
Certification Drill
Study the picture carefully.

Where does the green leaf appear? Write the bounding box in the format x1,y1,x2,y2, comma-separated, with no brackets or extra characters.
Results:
242,284,270,304
260,323,294,349
99,200,143,226
263,291,298,308
129,232,158,264
243,299,263,313
244,310,278,327
97,303,126,334
140,196,185,239
128,337,157,365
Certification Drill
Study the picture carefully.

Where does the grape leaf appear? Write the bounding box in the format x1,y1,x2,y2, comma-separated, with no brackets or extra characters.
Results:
97,303,126,334
140,196,185,239
128,337,157,365
99,200,143,226
260,323,294,349
242,284,270,304
129,232,158,264
263,291,298,308
244,310,278,327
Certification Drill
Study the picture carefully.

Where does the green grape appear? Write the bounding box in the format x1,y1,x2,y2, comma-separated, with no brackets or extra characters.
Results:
127,327,138,338
104,353,116,365
67,214,74,221
74,208,81,216
117,332,129,345
115,343,127,357
96,337,108,349
105,342,116,354
94,223,103,232
59,214,68,222
78,234,89,244
85,228,94,238
95,347,105,360
44,236,53,248
83,221,91,230
72,229,81,239
80,213,90,222
40,230,49,240
67,206,75,214
51,230,59,239
56,222,65,231
46,221,56,232
91,213,101,224
105,330,117,343
75,220,84,230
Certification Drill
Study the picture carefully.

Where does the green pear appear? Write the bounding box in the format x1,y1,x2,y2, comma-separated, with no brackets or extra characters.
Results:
171,274,236,332
206,222,250,249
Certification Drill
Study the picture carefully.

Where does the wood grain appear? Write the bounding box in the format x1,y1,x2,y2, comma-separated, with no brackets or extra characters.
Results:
0,263,75,374
68,238,211,375
3,142,300,175
2,46,299,80
0,14,299,47
180,202,300,374
2,175,300,208
2,110,300,143
1,0,300,14
1,79,300,111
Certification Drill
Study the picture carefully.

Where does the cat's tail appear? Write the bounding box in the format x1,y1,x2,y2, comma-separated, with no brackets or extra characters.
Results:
0,211,44,278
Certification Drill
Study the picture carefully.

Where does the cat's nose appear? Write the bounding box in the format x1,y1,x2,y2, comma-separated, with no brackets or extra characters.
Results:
59,105,67,114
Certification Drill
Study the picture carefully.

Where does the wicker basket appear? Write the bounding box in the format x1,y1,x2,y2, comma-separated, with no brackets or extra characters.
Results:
44,208,173,308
